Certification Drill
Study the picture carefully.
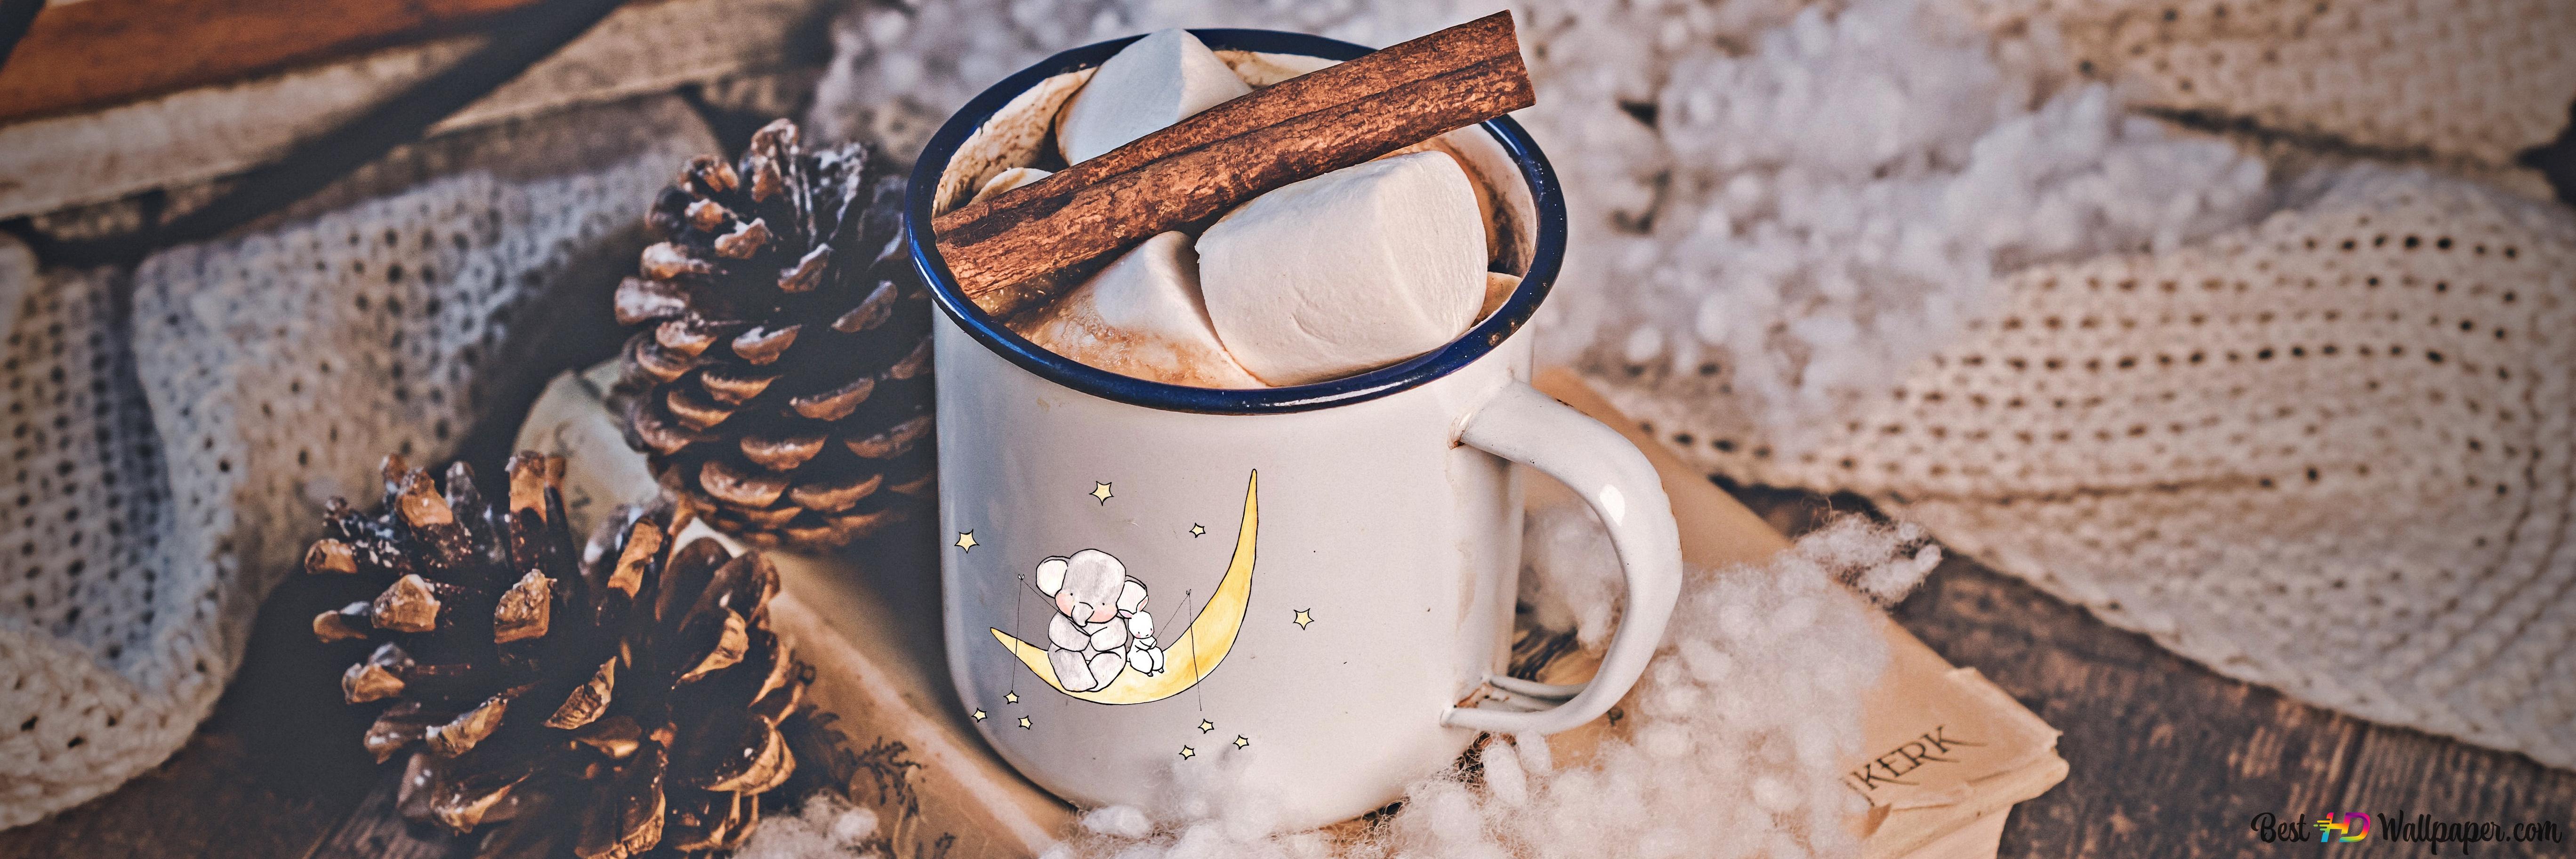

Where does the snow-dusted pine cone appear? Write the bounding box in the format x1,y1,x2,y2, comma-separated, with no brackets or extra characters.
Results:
618,118,934,550
306,452,803,858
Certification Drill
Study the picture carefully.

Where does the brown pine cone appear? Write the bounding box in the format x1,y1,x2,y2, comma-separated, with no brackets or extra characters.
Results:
616,118,934,551
306,452,804,858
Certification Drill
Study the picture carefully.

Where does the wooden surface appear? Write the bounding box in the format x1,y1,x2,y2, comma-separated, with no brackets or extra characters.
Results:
0,484,2568,859
0,0,542,122
1747,487,2576,858
1900,557,2576,857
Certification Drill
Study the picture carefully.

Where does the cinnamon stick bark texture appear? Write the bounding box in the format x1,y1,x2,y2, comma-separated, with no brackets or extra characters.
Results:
932,12,1535,319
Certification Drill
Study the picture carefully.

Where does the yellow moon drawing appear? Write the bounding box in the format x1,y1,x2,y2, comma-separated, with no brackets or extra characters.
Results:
989,470,1257,705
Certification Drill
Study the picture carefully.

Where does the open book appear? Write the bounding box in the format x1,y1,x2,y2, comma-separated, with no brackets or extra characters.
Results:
515,363,2064,858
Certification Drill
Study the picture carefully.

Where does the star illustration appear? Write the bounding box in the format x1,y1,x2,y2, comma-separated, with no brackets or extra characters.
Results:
1090,482,1115,504
954,531,978,552
1018,716,1033,729
1178,746,1197,759
1005,690,1020,704
971,709,987,722
1292,608,1314,629
1232,735,1251,749
1197,719,1216,733
1189,523,1206,537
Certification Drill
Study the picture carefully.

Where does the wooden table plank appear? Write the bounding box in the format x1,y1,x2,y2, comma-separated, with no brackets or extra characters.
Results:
301,775,466,859
1888,558,2369,857
1734,485,2576,858
1876,537,2576,857
0,0,541,122
2335,727,2576,855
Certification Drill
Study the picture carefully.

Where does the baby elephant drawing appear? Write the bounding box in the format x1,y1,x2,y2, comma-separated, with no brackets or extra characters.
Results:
1035,549,1167,692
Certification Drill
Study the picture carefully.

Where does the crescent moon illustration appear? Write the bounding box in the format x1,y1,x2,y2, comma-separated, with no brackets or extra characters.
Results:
989,470,1257,705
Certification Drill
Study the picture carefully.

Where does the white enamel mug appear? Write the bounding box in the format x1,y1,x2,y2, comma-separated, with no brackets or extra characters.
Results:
905,29,1682,829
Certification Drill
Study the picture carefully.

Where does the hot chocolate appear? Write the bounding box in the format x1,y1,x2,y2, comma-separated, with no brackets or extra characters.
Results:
1000,30,1507,389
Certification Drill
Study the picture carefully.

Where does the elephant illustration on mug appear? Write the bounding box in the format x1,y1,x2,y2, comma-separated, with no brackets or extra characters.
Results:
1034,549,1168,692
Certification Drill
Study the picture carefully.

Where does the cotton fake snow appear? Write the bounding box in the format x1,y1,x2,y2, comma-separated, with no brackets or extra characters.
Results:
1532,0,2270,442
1020,510,1938,859
814,0,2270,448
733,792,882,858
729,512,1934,859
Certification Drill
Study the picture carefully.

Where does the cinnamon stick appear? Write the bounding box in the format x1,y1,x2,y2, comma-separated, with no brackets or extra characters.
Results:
932,12,1534,318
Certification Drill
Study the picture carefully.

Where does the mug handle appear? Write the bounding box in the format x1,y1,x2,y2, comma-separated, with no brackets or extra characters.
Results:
1446,381,1683,735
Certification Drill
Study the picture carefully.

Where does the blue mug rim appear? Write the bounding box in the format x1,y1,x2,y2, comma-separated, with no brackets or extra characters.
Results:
904,28,1568,415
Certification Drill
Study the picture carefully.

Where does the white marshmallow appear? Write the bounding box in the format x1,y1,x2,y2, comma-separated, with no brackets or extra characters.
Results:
1012,232,1265,389
1196,152,1489,386
971,167,1052,204
1054,29,1251,165
1385,140,1502,263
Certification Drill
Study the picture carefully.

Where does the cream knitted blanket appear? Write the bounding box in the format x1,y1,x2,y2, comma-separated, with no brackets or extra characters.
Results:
0,97,715,828
1594,167,2576,768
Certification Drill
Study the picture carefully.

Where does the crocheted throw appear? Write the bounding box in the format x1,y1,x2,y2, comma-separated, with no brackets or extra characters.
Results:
0,97,716,828
1594,168,2576,768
